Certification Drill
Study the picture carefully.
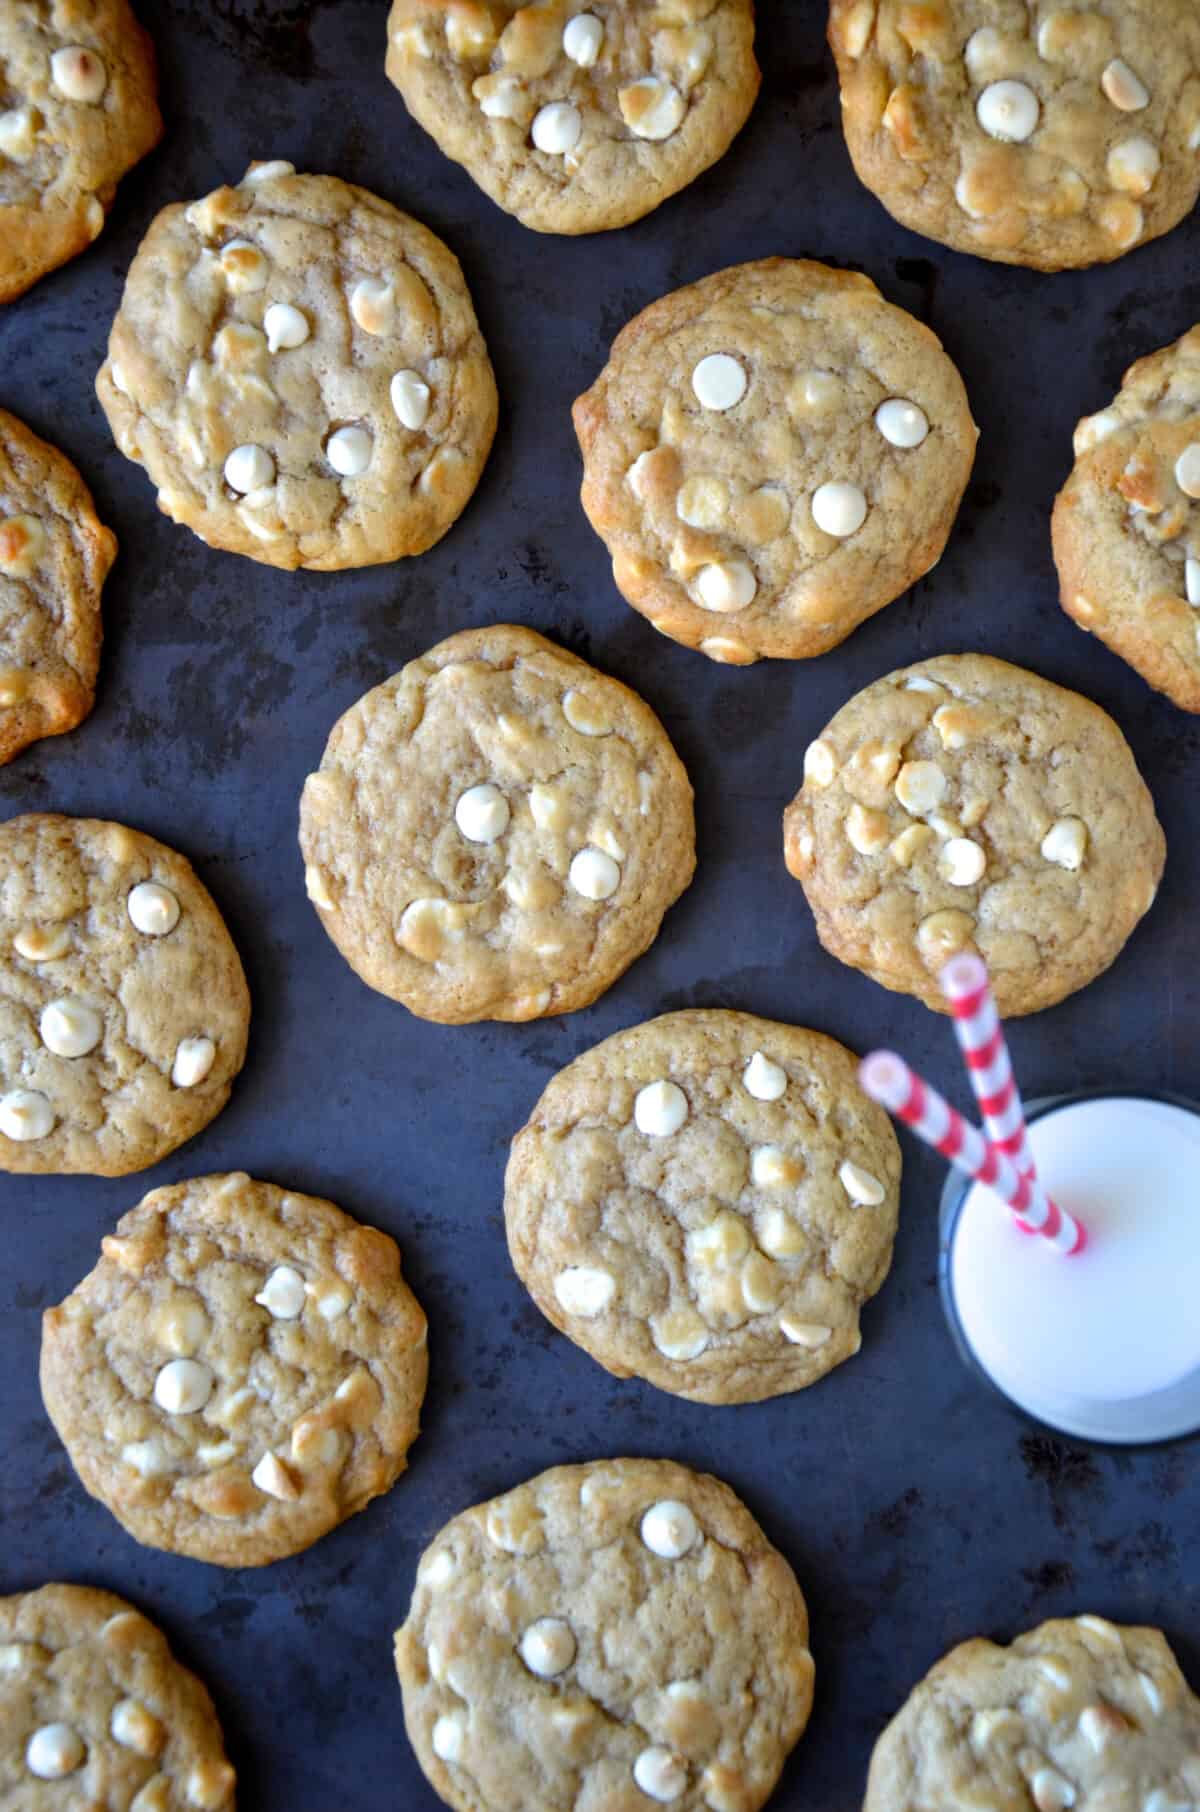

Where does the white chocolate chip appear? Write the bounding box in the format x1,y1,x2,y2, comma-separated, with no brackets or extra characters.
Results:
562,688,612,736
0,1089,54,1142
743,1051,787,1101
111,1699,164,1758
1175,445,1200,498
218,238,269,292
154,1358,214,1415
839,1159,886,1205
26,1723,84,1779
758,1207,807,1258
309,1278,352,1320
475,72,527,119
121,1439,171,1477
1102,59,1149,111
243,159,295,183
846,803,890,856
562,13,603,65
391,369,432,431
172,1036,216,1088
39,997,101,1058
676,474,729,529
619,77,686,140
750,1145,801,1188
455,783,510,843
1107,136,1161,196
1137,1670,1163,1715
263,302,309,352
1040,818,1087,870
811,480,867,538
419,1548,456,1589
255,1265,306,1319
963,27,1008,82
741,1252,782,1312
554,1266,616,1317
695,560,757,613
634,1747,687,1802
875,398,929,448
251,1451,300,1500
0,106,39,160
691,353,747,411
531,100,582,154
976,80,1039,143
804,739,837,787
519,1617,576,1678
529,783,568,831
634,1079,689,1138
1187,558,1200,606
349,277,395,335
780,1316,832,1347
127,881,180,936
1074,410,1120,454
651,1307,709,1360
568,847,620,900
894,759,947,815
939,837,987,887
198,1440,238,1469
890,822,934,866
1030,1766,1076,1812
224,444,275,493
640,1499,698,1559
0,1643,45,1674
688,1213,750,1269
326,426,373,477
50,46,107,102
432,1713,466,1764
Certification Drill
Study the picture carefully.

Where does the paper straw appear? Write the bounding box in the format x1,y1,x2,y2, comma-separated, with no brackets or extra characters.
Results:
859,1050,1087,1256
939,951,1038,1234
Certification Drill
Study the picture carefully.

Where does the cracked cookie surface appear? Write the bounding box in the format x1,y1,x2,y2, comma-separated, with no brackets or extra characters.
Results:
0,1583,234,1809
395,1457,813,1812
299,624,696,1023
783,654,1164,1017
1054,324,1200,713
385,0,759,235
505,1008,900,1404
864,1616,1200,1812
41,1172,429,1568
0,814,249,1176
573,259,976,664
0,0,161,303
829,0,1200,271
96,161,497,571
0,409,114,764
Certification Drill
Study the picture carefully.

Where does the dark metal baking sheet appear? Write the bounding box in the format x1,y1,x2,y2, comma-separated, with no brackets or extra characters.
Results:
2,3,1199,1806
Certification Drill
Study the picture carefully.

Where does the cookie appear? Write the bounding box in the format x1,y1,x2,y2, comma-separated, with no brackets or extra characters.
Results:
0,410,114,764
1053,325,1200,713
829,0,1200,271
385,0,759,236
863,1615,1200,1812
395,1457,813,1812
0,1,161,304
505,1008,901,1404
0,1583,235,1808
96,161,498,571
573,258,976,665
299,624,696,1023
783,654,1164,1017
41,1172,429,1568
0,814,249,1176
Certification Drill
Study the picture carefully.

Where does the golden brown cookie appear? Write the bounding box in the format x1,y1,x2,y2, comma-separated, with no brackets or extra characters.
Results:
0,409,114,763
41,1172,429,1568
299,624,696,1023
0,0,162,303
1053,324,1200,712
829,0,1200,271
96,161,498,571
573,258,976,664
0,814,250,1176
783,654,1164,1016
395,1457,814,1812
385,0,759,235
505,1009,901,1403
0,1583,235,1807
863,1615,1200,1812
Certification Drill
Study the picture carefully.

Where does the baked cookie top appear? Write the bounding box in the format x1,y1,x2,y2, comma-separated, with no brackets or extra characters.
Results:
864,1616,1200,1812
299,624,696,1023
395,1457,814,1812
783,653,1164,1017
385,0,759,235
96,161,498,571
1054,324,1200,713
41,1172,429,1569
0,409,114,764
573,259,977,665
0,815,249,1177
829,0,1200,271
505,1008,900,1404
0,0,162,304
0,1583,234,1809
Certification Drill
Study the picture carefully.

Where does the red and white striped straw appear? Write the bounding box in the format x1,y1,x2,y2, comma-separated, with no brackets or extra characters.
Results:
859,1050,1087,1256
939,951,1038,1234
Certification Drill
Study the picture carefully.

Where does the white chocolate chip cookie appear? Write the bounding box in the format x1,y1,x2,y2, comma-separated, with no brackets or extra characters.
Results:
505,1008,900,1403
298,624,695,1023
384,0,759,234
0,410,115,764
0,815,249,1176
573,259,977,663
41,1172,428,1567
829,0,1200,271
1054,324,1200,712
0,1584,234,1808
0,0,161,303
864,1616,1200,1812
96,162,497,570
783,654,1164,1016
395,1457,814,1812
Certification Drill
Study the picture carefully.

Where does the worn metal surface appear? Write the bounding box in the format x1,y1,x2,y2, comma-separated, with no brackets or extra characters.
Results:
1,3,1198,1806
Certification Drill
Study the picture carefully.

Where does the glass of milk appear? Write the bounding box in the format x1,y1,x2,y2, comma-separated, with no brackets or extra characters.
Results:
939,1091,1200,1444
